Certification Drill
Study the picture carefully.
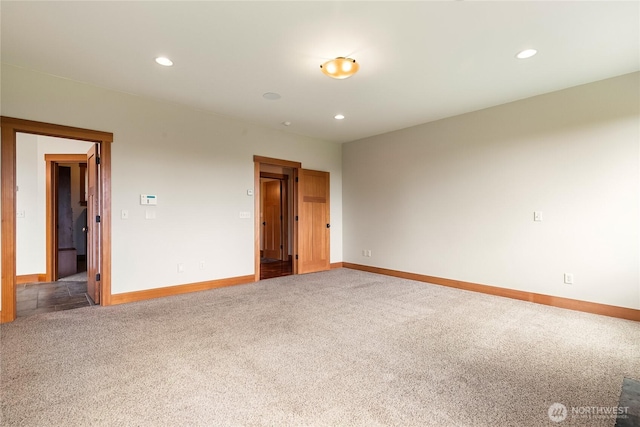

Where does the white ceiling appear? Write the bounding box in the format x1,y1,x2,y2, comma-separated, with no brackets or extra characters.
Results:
2,1,638,143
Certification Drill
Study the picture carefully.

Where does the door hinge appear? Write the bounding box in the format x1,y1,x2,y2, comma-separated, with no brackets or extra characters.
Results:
295,215,298,221
96,273,101,282
295,177,299,183
295,255,298,260
280,245,283,249
96,215,101,223
96,156,101,165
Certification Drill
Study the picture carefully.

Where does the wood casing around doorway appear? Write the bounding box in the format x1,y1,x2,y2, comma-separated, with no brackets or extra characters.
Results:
44,154,87,282
1,117,113,323
253,156,302,282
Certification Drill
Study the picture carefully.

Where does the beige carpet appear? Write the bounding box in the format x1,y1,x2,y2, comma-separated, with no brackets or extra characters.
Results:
1,268,638,426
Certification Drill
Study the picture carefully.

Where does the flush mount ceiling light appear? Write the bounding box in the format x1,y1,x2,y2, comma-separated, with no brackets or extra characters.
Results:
155,56,173,66
320,57,359,79
334,114,345,120
516,49,537,59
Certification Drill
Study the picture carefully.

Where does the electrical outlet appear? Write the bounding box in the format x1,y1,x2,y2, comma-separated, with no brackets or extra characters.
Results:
178,263,184,273
367,250,372,257
199,261,205,270
362,249,367,256
564,273,574,285
16,210,25,218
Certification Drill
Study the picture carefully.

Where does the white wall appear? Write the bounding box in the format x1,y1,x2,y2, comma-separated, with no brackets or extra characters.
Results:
343,72,640,309
2,63,343,295
16,133,40,274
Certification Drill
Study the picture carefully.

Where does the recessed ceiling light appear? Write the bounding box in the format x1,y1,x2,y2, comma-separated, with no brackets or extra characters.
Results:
155,57,173,66
516,49,537,59
334,114,345,120
263,92,281,101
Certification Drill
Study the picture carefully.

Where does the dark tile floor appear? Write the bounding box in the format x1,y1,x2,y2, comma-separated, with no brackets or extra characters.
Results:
17,280,93,318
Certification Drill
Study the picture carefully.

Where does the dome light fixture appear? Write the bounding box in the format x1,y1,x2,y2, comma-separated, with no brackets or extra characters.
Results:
334,114,345,120
320,57,359,79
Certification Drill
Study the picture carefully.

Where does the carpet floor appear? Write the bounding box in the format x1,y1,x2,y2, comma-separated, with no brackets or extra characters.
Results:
1,268,638,426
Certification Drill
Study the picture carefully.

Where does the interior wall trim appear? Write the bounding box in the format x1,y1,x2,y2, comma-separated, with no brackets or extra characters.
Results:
253,155,301,169
330,262,343,269
16,274,47,285
342,263,640,322
110,275,255,305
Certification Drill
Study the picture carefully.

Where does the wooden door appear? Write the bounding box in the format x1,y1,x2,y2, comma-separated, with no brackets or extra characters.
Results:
263,180,282,259
86,145,100,303
297,169,330,274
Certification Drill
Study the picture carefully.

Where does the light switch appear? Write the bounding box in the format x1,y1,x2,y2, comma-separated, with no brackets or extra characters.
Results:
534,211,543,222
145,210,156,220
16,210,25,218
121,210,129,220
247,189,254,196
239,211,251,219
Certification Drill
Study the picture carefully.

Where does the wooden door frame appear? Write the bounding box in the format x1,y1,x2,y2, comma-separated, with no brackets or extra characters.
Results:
253,156,301,282
44,154,88,282
1,117,113,323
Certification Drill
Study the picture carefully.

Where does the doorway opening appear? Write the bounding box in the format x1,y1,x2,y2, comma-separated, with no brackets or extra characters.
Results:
15,149,98,318
45,156,91,282
253,155,331,282
260,169,293,280
2,117,113,323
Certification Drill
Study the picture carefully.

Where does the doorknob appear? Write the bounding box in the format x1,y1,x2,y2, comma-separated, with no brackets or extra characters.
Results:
326,224,331,228
82,226,89,233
